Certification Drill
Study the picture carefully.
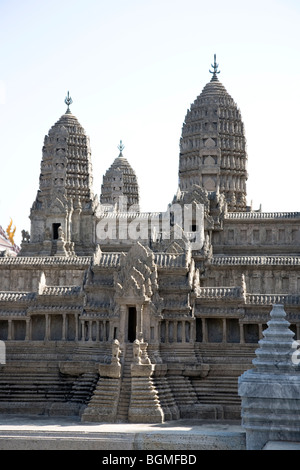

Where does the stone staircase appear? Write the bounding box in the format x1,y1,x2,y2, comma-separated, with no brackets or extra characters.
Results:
81,375,121,422
0,366,76,415
69,372,99,404
152,376,180,421
191,375,242,420
81,343,134,422
167,375,198,415
192,376,241,406
115,343,133,422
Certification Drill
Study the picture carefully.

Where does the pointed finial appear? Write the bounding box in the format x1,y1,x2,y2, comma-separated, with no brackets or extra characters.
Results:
64,91,73,114
117,140,125,155
209,54,220,81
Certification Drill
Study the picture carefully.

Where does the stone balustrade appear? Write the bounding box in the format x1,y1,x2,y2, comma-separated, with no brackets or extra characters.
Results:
225,211,300,219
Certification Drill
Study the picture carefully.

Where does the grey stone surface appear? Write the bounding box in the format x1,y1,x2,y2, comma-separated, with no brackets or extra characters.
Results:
263,441,300,450
0,415,245,450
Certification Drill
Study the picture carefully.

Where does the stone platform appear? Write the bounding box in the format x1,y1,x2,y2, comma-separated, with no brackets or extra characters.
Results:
0,415,245,450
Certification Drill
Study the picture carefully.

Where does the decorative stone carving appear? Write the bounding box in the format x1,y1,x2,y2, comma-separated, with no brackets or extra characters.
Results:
111,339,121,365
21,230,30,243
99,339,122,379
114,242,159,303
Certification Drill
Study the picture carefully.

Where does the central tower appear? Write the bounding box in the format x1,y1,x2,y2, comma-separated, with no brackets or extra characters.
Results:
179,55,248,212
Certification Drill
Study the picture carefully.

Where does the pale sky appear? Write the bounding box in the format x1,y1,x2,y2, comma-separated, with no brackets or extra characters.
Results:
1,0,300,246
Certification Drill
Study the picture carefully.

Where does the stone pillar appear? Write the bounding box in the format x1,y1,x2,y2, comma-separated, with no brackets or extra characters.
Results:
25,319,30,341
75,314,79,341
238,304,300,450
62,313,66,341
119,305,126,345
202,318,208,343
136,304,144,341
96,320,100,342
165,321,169,343
81,320,85,341
258,323,263,339
174,321,178,343
7,320,12,340
297,324,300,341
88,321,92,341
222,318,226,343
182,321,186,343
239,322,245,344
45,314,50,341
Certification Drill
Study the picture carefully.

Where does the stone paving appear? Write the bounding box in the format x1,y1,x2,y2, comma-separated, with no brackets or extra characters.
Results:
0,415,245,450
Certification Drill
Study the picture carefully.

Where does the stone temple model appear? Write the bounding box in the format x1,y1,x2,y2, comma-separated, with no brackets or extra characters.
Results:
0,57,300,423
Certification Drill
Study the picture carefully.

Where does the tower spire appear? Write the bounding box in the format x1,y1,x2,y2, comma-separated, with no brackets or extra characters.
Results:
64,91,73,114
209,54,220,81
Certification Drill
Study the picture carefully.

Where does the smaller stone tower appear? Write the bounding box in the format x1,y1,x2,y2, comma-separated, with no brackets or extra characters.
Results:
238,304,300,450
100,141,140,212
20,93,98,257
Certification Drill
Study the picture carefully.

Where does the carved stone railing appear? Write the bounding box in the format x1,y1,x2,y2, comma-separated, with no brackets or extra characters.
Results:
96,252,188,269
154,253,188,268
198,286,241,299
246,294,300,306
97,253,120,267
0,292,36,302
211,256,300,266
226,211,300,220
42,286,82,296
0,256,91,266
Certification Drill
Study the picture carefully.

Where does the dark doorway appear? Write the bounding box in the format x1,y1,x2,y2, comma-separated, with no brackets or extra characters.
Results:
128,307,137,342
52,223,61,240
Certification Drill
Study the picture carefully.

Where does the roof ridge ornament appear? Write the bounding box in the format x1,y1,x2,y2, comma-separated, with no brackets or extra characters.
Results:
64,91,73,114
117,140,125,156
209,54,220,81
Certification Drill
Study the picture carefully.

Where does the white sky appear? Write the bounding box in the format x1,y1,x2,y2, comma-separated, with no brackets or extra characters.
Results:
1,0,300,246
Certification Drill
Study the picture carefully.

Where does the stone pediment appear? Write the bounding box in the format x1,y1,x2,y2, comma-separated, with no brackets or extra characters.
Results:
48,194,68,213
165,239,187,254
183,185,209,206
114,242,159,302
49,125,68,142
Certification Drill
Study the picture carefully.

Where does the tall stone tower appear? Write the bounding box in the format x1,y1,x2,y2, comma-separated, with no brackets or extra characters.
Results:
179,55,248,212
20,93,98,256
100,141,140,212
